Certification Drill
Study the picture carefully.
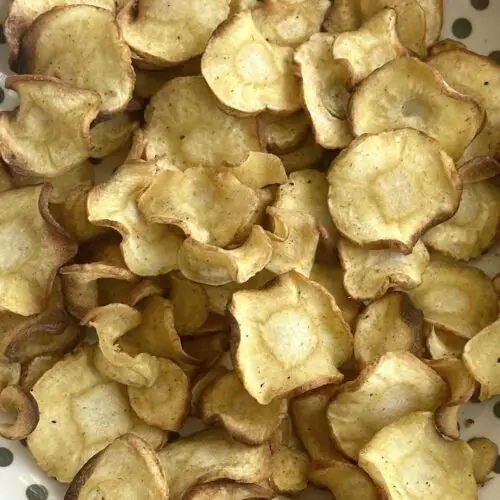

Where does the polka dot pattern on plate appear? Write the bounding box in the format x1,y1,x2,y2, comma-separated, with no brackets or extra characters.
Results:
0,447,13,467
25,485,48,500
452,18,473,39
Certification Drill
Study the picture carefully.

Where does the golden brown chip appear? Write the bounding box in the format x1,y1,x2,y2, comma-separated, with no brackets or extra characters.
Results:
428,38,466,56
277,132,327,173
354,292,424,368
182,332,229,374
358,411,476,500
327,352,448,460
426,325,467,360
0,384,39,440
19,355,59,391
201,12,301,115
258,111,310,155
323,0,361,33
89,113,138,159
184,480,273,500
408,259,498,339
230,272,352,404
328,130,461,253
468,437,498,484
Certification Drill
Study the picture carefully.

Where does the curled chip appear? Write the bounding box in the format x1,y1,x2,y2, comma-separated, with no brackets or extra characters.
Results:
228,152,287,190
83,304,160,388
350,57,484,161
118,0,230,66
277,132,326,173
0,185,76,316
339,238,430,301
158,428,271,500
423,180,500,260
294,34,352,149
354,292,425,368
0,76,100,178
327,130,461,253
0,385,38,440
201,12,301,115
327,352,448,460
128,359,190,431
28,347,136,482
89,113,138,159
22,5,133,114
230,271,352,404
463,318,500,400
309,459,380,500
144,77,261,171
65,434,167,500
332,9,407,84
184,480,272,500
408,260,498,339
88,161,183,276
199,370,287,444
19,355,59,391
426,326,467,360
139,166,259,248
258,111,310,155
468,437,498,484
358,412,476,500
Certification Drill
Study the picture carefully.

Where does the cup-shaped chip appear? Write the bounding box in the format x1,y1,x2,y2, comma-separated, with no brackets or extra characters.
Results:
468,437,498,484
354,292,425,368
0,385,39,440
0,76,100,178
423,180,500,260
294,33,352,149
332,8,407,84
22,5,134,113
463,318,500,401
199,370,287,445
252,0,330,48
358,411,476,500
118,0,230,66
230,271,353,404
277,132,327,173
327,352,448,460
89,113,138,159
138,166,259,248
258,111,310,155
426,326,467,360
184,480,273,500
88,161,183,276
408,260,498,339
327,130,461,253
158,428,272,500
201,12,301,115
28,347,137,482
228,152,287,190
65,433,167,500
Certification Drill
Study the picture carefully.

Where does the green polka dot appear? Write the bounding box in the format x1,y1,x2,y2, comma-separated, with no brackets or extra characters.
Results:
493,401,500,417
26,485,48,500
471,0,489,10
452,18,473,39
494,455,500,474
0,447,13,467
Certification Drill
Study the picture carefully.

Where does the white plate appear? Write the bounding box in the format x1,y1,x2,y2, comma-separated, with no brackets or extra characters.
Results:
1,1,500,499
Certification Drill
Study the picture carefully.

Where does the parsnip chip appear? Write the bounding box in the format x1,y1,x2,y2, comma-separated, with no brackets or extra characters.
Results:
423,180,500,260
88,161,183,276
339,238,430,301
129,419,166,451
158,428,272,500
408,260,498,339
65,433,167,500
350,58,483,161
294,33,352,149
144,77,261,171
90,113,138,159
309,459,380,500
429,38,466,56
258,111,310,155
22,5,134,113
426,326,467,360
184,480,273,500
265,208,319,277
199,370,287,445
0,76,99,178
201,12,301,115
182,332,229,373
83,304,160,388
178,226,272,286
230,272,352,404
0,385,39,440
463,318,500,400
358,411,476,500
28,347,136,482
19,355,59,391
128,359,190,431
354,292,425,368
327,130,461,253
332,8,407,84
118,0,230,66
327,352,448,460
229,152,287,190
278,132,326,173
468,437,498,484
191,366,228,416
323,0,362,33
139,166,259,248
252,0,329,48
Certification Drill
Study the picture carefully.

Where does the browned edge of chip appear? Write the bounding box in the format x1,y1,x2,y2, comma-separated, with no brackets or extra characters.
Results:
183,479,274,500
0,385,40,440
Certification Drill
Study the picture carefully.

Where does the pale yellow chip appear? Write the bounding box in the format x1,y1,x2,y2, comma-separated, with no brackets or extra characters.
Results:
277,132,327,173
468,437,498,484
408,259,498,339
426,325,467,360
230,271,352,404
88,161,183,276
327,352,448,460
0,76,100,178
350,57,484,161
294,33,352,149
228,152,287,190
354,292,425,368
89,113,138,159
19,355,58,391
258,111,310,155
328,130,461,253
201,11,301,115
358,411,476,500
184,480,273,500
428,38,466,56
22,5,134,113
332,8,407,84
158,428,272,500
191,365,228,416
